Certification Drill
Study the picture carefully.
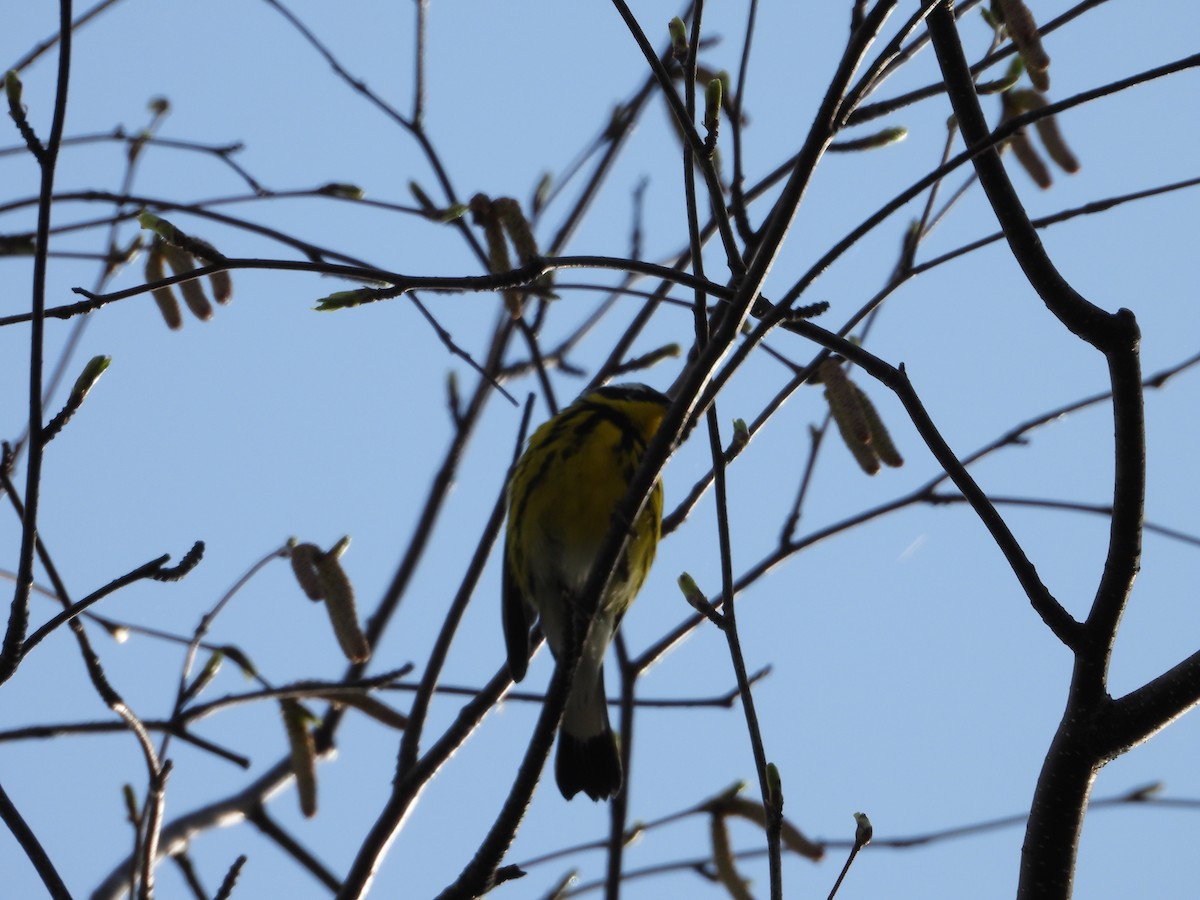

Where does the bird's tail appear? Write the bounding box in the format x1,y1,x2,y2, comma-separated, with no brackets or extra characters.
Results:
555,667,621,801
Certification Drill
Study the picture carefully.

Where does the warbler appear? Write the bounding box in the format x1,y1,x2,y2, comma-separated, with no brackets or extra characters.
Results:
503,383,670,801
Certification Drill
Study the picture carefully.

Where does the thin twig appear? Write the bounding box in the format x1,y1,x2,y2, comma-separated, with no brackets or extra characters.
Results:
1,0,76,689
8,0,124,72
0,779,72,900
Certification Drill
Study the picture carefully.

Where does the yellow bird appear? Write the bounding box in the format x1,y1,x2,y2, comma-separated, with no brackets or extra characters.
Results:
503,383,670,800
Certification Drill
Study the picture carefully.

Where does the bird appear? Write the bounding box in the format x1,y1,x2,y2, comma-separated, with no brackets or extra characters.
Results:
503,383,670,800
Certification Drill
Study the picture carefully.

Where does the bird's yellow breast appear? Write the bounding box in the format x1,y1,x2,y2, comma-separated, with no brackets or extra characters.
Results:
506,390,666,613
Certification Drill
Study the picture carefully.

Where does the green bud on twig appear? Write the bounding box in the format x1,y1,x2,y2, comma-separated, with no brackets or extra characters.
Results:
318,182,365,200
853,812,873,847
6,69,44,162
531,171,552,216
315,288,374,311
977,57,1025,95
678,572,725,629
5,70,22,110
668,17,688,61
543,871,576,900
704,77,723,136
409,180,435,211
69,355,110,407
138,211,185,246
765,763,783,808
828,126,908,152
730,418,749,454
184,650,223,702
409,181,465,222
122,785,140,825
220,646,258,680
42,355,113,443
1124,782,1163,802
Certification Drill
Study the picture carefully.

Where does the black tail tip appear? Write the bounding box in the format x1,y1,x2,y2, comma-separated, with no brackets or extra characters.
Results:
556,731,622,801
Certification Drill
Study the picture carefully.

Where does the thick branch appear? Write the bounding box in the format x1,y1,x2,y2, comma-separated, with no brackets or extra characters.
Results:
926,6,1147,898
1098,650,1200,759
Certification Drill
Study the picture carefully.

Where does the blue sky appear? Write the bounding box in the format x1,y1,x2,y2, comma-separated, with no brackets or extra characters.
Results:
3,1,1200,898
